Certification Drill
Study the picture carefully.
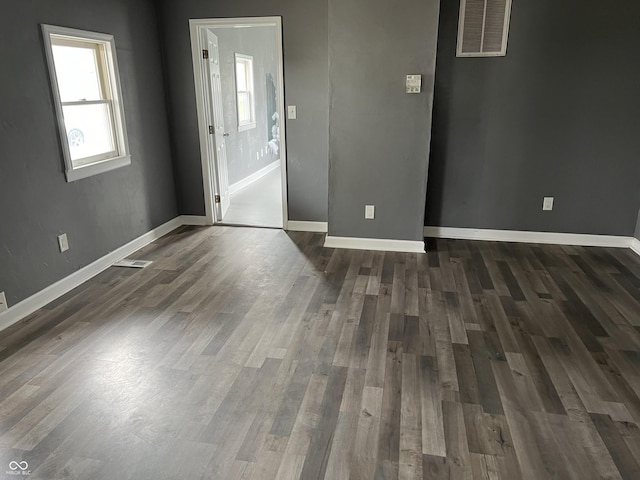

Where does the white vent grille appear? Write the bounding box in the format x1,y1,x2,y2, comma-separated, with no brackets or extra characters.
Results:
457,0,512,57
112,259,153,269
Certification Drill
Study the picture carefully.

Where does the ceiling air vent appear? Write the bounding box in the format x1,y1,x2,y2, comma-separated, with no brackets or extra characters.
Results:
457,0,512,57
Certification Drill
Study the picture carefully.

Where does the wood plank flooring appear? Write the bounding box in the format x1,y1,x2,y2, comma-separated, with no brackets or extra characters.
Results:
1,226,639,479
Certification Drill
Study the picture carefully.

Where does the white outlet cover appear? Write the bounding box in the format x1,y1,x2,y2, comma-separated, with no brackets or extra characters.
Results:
0,291,7,312
58,233,69,252
365,205,375,219
543,197,554,211
287,106,297,119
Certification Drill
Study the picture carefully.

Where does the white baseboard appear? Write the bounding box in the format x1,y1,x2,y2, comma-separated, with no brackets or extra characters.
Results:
0,217,183,333
229,160,280,195
286,221,328,233
179,215,210,226
4,219,635,335
324,235,425,253
0,213,329,334
424,226,633,248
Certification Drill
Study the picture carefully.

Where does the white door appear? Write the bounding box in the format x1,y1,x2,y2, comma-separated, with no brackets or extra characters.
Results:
204,30,230,219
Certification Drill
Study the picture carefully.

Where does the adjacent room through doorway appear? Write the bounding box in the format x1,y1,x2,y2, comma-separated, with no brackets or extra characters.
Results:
224,162,283,227
190,18,287,229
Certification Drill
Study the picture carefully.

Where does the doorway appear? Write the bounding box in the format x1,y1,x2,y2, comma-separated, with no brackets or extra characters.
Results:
189,18,288,228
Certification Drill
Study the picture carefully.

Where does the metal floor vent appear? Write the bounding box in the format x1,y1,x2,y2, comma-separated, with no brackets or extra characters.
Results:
112,259,153,269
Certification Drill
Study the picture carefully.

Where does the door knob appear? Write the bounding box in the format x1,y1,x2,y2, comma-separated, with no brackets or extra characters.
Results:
223,133,230,137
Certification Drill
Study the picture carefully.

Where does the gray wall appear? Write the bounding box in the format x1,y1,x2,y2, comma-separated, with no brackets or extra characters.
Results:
328,0,440,241
427,0,640,236
635,208,640,241
0,0,178,306
157,0,329,222
215,26,279,185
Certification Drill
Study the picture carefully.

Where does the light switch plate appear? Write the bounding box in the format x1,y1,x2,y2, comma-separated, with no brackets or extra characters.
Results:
287,105,297,119
543,197,554,211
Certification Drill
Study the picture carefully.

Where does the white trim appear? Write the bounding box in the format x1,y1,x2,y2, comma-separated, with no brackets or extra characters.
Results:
286,221,328,233
0,218,182,333
235,53,256,130
189,17,289,230
324,236,425,253
457,0,512,57
229,160,280,195
424,226,633,248
179,215,210,226
41,24,131,182
189,23,216,225
4,219,636,334
65,155,131,181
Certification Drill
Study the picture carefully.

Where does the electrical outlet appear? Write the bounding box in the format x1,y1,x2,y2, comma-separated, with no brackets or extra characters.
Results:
58,233,69,252
287,105,297,119
365,205,375,219
543,197,554,211
0,291,7,313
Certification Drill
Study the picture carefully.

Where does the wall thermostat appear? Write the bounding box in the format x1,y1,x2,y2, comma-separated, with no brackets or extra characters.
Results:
406,74,422,94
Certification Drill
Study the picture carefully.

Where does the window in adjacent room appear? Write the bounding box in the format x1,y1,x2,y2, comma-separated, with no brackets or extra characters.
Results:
235,54,256,131
42,25,130,182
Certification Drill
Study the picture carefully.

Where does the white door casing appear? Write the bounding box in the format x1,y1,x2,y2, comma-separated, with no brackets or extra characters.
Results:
189,17,289,228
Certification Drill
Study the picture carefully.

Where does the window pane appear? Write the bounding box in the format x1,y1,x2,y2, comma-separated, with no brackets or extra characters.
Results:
62,103,116,162
52,43,103,102
236,61,247,91
238,92,251,123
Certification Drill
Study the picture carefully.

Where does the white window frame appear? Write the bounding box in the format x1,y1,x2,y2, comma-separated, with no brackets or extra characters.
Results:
42,24,131,182
234,53,256,131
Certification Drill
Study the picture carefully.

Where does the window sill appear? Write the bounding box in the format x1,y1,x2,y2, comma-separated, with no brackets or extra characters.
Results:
65,155,131,182
238,122,256,132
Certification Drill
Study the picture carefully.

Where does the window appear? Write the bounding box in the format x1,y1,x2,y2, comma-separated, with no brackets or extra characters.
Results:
42,25,130,181
235,54,255,131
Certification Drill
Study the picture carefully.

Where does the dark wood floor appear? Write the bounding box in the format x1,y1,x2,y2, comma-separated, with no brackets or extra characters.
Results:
1,227,640,479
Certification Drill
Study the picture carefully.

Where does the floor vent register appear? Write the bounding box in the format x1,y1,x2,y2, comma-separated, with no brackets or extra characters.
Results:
112,259,153,269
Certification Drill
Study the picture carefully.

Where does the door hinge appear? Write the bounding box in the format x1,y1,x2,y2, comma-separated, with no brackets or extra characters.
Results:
202,49,209,59
214,195,221,203
209,125,214,134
